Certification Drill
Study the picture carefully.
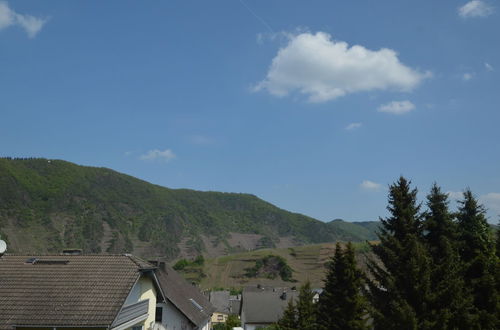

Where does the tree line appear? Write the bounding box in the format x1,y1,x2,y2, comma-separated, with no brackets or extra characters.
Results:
273,177,499,329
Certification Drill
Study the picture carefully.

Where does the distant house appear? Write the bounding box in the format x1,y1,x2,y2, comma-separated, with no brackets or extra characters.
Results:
208,291,241,327
240,287,299,330
312,288,323,304
0,253,214,330
209,291,231,326
228,296,241,317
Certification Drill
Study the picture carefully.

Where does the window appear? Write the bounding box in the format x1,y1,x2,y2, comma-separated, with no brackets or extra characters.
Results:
132,326,142,330
217,314,224,321
155,307,163,322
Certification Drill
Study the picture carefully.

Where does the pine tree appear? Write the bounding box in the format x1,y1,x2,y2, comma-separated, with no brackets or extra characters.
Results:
496,219,500,259
317,242,369,330
367,177,432,329
423,184,475,328
296,281,316,330
456,190,499,328
278,297,298,330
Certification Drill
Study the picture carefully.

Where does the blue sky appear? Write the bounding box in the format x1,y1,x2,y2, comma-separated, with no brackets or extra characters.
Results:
1,0,499,222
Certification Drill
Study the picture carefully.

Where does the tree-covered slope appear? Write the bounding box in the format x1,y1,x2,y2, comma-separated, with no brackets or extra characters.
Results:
0,158,378,259
327,219,380,241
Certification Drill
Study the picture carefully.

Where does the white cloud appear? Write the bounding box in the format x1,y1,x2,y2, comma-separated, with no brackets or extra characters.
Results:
345,122,362,130
0,2,14,29
462,73,474,81
458,1,494,18
480,192,500,215
255,31,430,103
140,149,176,162
360,180,382,191
0,1,47,38
485,62,494,71
378,100,415,115
446,191,464,200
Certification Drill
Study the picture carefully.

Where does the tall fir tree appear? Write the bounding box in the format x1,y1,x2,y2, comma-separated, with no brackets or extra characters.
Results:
317,242,369,330
367,177,432,330
456,190,499,328
496,219,500,259
496,220,500,324
296,281,316,330
278,297,298,330
423,184,475,328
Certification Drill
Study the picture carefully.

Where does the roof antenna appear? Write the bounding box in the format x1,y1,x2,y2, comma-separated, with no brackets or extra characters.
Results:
0,239,7,257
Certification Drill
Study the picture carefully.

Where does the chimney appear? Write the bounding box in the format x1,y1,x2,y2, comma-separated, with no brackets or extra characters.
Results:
148,260,167,272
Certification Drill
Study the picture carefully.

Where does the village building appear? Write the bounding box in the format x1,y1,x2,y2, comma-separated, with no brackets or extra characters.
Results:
208,291,241,327
240,287,299,330
209,291,230,326
0,253,214,330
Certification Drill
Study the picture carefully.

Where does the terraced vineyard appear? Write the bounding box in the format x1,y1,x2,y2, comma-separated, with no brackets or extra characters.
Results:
176,242,374,290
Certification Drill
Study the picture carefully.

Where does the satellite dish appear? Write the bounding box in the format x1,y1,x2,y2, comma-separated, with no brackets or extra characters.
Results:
0,240,7,256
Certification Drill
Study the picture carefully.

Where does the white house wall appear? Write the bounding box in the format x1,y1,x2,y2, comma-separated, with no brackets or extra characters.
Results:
158,301,194,330
121,275,157,330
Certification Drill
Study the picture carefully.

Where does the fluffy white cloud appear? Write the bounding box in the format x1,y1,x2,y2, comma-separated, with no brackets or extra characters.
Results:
345,122,362,130
378,100,415,115
485,62,494,71
447,191,464,200
140,149,176,162
480,193,500,214
0,2,14,29
0,1,47,38
462,73,474,81
360,180,382,191
255,31,430,102
458,1,494,18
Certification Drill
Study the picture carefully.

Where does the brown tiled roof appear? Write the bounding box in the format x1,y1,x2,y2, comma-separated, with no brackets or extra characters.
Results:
0,254,152,329
155,263,215,327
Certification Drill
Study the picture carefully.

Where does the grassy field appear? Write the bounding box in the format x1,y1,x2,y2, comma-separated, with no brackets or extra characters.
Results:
177,242,374,290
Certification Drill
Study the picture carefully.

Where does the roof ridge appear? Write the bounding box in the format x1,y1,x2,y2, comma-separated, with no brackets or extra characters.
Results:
125,254,157,270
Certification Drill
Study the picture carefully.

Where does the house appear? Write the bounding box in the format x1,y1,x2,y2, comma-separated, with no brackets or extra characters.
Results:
228,296,241,317
312,288,323,304
240,287,299,330
209,291,230,326
0,253,214,330
153,261,215,330
208,291,242,328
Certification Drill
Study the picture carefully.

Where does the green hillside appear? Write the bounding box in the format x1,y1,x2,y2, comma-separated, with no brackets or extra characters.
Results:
176,242,373,290
327,219,380,241
0,158,379,259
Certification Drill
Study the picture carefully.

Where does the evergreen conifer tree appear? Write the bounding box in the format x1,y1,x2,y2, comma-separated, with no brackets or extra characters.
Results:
423,184,475,328
496,219,500,259
456,190,499,328
367,177,432,329
296,281,316,330
317,242,369,330
278,298,298,330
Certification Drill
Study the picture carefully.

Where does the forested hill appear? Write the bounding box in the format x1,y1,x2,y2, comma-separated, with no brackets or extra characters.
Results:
0,158,378,259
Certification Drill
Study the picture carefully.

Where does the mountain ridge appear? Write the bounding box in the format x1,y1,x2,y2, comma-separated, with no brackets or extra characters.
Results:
0,157,379,259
